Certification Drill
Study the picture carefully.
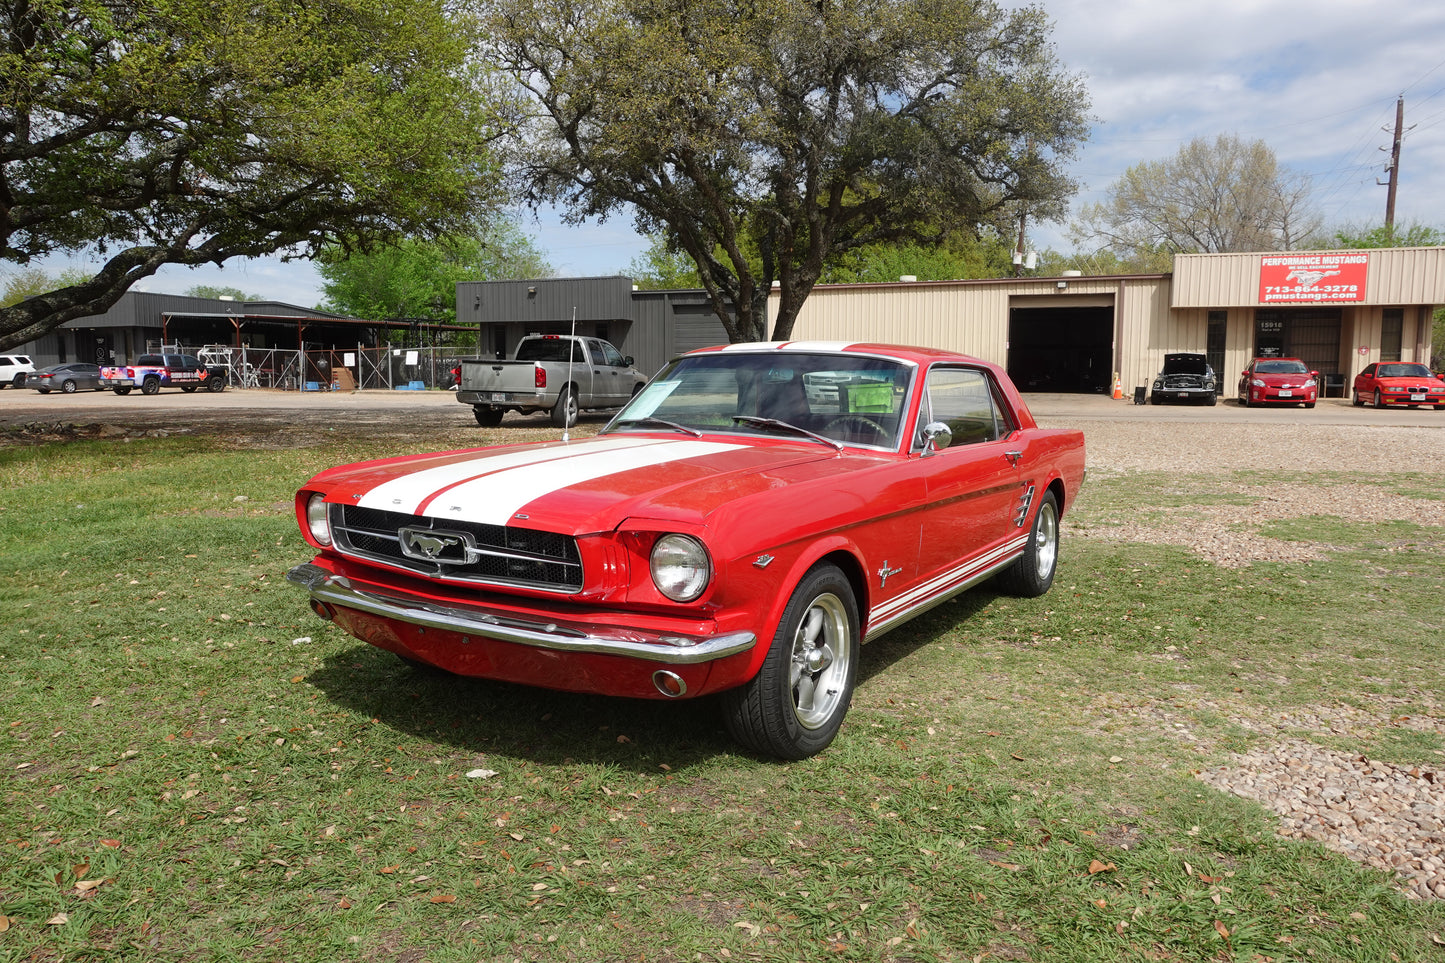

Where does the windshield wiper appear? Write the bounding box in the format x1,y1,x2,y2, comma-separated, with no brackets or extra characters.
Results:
610,417,703,437
731,415,843,451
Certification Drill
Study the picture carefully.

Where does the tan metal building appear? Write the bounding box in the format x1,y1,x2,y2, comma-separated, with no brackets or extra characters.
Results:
783,247,1444,398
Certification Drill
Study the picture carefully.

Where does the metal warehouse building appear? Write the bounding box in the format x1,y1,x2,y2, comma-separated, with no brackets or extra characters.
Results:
464,246,1442,397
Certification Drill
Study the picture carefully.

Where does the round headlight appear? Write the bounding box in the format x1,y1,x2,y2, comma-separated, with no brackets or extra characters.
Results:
306,493,333,546
650,534,711,602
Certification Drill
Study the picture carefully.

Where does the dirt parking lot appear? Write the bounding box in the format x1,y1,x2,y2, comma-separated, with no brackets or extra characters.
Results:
0,384,1442,473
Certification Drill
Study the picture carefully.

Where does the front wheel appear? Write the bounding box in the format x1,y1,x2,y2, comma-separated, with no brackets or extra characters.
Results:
722,563,859,760
551,385,578,428
1352,389,1363,407
994,489,1060,598
1206,392,1217,407
473,406,504,427
1374,389,1384,409
61,380,77,394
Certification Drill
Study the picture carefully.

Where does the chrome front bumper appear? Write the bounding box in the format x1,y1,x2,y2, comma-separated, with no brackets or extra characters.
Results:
286,563,755,664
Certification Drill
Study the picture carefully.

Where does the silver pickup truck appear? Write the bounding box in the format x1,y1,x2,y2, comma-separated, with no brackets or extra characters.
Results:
457,335,648,427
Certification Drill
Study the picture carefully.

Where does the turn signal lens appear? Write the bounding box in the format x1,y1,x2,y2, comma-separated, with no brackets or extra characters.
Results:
306,493,332,546
650,534,711,602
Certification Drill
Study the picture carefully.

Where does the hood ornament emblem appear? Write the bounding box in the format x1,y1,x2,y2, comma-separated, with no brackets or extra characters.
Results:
399,527,479,565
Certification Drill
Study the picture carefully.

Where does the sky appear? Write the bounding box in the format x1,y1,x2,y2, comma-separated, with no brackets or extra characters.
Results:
75,0,1445,307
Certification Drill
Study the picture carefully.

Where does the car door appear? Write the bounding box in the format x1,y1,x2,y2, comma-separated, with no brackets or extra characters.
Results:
582,340,616,406
913,366,1026,588
596,340,635,406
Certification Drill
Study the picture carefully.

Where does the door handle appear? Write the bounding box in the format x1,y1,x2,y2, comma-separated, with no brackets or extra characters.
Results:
1004,450,1023,465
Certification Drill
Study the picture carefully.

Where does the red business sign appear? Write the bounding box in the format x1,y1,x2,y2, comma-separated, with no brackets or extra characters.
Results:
1259,253,1368,303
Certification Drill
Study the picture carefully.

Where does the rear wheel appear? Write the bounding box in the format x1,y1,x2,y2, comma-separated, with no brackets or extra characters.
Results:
722,563,858,760
141,376,161,395
473,406,504,427
551,385,578,428
207,376,225,393
113,386,131,396
994,489,1060,598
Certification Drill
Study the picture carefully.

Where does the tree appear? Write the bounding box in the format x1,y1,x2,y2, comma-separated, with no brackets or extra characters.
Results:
184,285,266,303
3,266,88,307
1330,222,1444,250
1,0,507,352
821,232,1016,284
485,0,1089,343
316,218,553,325
627,236,702,290
1072,135,1319,269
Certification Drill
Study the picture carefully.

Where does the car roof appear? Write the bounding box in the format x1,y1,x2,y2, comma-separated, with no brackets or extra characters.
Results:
686,341,986,367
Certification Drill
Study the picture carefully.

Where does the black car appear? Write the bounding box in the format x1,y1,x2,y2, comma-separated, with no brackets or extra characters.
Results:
1151,353,1217,405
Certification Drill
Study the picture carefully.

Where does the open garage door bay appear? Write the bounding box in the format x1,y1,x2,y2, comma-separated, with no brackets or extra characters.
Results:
1007,302,1114,393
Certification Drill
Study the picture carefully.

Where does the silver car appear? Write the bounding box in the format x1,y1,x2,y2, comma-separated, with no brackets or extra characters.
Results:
29,362,105,394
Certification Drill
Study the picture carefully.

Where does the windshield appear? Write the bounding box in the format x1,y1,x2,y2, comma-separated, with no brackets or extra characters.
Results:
1378,363,1432,378
1256,359,1309,374
607,351,912,449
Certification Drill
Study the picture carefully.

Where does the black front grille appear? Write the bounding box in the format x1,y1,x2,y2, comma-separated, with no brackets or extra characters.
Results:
331,504,582,592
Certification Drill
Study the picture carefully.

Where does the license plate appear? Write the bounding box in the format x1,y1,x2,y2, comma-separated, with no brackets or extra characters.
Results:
1278,390,1293,398
1411,393,1426,401
489,392,507,403
1177,391,1189,398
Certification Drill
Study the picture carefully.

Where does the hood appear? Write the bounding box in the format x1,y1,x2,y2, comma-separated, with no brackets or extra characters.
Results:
1161,354,1209,375
315,433,854,535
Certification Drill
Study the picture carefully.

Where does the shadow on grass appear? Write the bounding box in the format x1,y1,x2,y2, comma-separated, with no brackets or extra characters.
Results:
305,643,739,771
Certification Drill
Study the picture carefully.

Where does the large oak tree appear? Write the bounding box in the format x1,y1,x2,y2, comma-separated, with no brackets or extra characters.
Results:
0,0,506,351
485,0,1090,343
1071,134,1320,271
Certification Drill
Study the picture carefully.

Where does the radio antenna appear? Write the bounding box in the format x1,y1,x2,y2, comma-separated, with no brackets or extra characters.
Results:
562,307,577,443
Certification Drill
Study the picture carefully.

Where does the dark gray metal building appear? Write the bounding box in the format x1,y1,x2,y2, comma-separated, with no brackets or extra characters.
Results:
23,291,390,366
458,276,732,375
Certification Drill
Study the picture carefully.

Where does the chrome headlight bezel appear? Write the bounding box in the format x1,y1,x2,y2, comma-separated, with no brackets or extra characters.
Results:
649,534,711,602
306,493,333,546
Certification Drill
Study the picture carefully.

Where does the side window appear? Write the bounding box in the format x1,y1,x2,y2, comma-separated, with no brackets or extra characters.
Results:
586,342,606,365
919,367,1016,449
601,342,626,366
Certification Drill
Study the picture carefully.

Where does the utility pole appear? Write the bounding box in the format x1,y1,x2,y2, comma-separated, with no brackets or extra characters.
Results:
1381,96,1405,231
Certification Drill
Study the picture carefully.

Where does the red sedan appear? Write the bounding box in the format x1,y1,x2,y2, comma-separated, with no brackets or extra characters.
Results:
1351,362,1445,409
289,343,1086,758
1237,357,1318,408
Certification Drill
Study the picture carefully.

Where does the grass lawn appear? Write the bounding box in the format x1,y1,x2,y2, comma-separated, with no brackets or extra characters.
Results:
1,432,1442,961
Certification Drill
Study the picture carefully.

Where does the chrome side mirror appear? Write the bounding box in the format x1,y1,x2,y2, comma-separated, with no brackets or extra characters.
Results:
921,421,952,454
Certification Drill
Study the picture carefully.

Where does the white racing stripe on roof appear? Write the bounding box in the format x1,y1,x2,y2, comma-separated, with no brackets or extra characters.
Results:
436,440,747,525
356,436,669,515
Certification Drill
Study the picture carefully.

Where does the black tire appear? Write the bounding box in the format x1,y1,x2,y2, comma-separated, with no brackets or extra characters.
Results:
141,376,161,395
1352,389,1363,407
37,388,50,394
207,376,225,393
113,386,131,396
181,385,197,393
994,489,1061,598
1304,402,1315,409
1374,389,1384,409
1239,390,1250,407
473,406,504,427
10,375,23,388
1206,391,1217,407
722,563,859,760
1149,394,1161,405
61,380,77,394
551,385,578,428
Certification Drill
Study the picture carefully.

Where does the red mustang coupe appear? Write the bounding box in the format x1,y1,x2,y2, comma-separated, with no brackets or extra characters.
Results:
1237,357,1319,408
288,343,1086,758
1351,362,1445,409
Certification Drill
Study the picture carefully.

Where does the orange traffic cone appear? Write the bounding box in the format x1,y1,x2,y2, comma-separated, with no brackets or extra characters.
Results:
1111,373,1123,400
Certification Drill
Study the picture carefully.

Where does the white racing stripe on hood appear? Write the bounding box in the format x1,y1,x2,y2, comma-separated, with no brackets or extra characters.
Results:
436,440,746,525
357,436,669,514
